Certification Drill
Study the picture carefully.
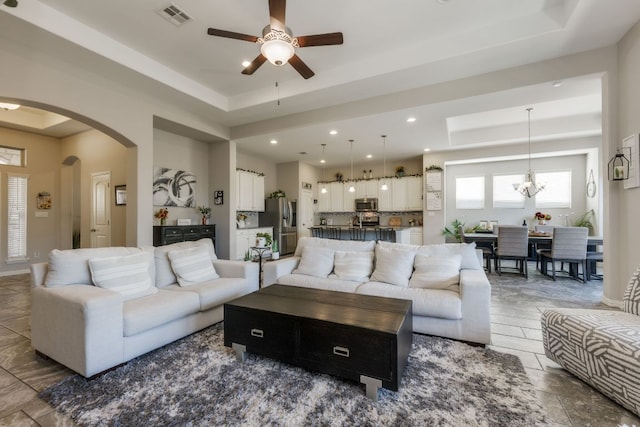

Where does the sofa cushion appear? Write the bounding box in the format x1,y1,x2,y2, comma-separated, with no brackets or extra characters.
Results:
293,246,335,278
370,243,416,287
45,247,144,288
294,236,375,257
415,242,482,270
357,282,462,319
623,265,640,315
168,245,219,286
163,277,256,311
88,251,158,301
332,250,373,282
277,274,363,293
123,289,200,336
154,239,217,287
409,254,461,290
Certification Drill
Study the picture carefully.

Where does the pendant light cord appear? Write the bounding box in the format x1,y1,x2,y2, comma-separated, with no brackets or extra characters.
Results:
527,107,533,171
349,139,354,181
382,135,387,177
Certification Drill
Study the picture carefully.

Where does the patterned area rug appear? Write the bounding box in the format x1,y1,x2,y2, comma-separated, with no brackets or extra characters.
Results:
40,323,548,426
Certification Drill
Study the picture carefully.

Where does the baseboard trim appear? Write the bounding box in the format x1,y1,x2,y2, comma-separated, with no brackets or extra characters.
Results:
601,295,623,309
0,269,29,277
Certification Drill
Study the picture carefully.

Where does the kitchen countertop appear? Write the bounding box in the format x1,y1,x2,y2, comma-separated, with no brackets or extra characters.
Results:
309,225,421,230
236,226,273,230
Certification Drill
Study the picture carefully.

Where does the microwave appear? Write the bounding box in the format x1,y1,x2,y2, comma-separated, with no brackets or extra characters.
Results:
355,198,378,212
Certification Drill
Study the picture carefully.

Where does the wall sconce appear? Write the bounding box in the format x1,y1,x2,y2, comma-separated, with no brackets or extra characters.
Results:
608,148,630,181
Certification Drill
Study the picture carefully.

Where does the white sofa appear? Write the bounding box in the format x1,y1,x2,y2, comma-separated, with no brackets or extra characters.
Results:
30,239,258,377
263,237,491,344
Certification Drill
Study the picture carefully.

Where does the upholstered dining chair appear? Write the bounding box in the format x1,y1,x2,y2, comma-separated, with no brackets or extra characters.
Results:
459,225,493,273
494,226,529,278
537,226,588,282
533,225,555,270
349,227,367,241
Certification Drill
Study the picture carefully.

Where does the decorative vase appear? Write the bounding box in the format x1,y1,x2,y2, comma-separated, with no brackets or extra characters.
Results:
201,216,207,225
271,251,280,260
238,220,246,229
538,220,546,225
256,237,266,247
160,218,166,226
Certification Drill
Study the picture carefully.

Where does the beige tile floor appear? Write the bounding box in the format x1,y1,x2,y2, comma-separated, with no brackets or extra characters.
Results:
0,267,639,426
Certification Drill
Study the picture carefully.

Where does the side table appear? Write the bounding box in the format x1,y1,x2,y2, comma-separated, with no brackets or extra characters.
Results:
251,246,271,288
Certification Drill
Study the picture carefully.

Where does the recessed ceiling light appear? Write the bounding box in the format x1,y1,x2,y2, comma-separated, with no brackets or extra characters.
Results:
270,139,278,144
329,130,337,135
552,80,563,88
423,148,431,152
320,159,326,164
366,154,372,159
242,60,251,68
406,117,416,123
436,0,451,3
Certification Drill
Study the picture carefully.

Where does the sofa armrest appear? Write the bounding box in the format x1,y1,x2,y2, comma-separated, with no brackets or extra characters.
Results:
30,262,48,288
31,285,125,377
459,269,492,343
213,259,259,282
263,256,300,287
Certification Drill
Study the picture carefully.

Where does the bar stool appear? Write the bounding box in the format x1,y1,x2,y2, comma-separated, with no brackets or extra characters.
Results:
311,227,323,238
349,227,367,241
324,227,341,240
376,227,395,242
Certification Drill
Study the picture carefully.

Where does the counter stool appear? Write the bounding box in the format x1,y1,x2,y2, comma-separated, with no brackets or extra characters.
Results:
349,227,367,241
376,227,395,242
324,227,341,240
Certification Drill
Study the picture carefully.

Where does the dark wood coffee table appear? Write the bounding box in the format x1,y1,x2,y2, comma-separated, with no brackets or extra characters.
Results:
224,284,413,401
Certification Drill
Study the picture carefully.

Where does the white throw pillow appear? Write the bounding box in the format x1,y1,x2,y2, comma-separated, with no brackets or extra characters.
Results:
333,250,374,282
370,244,416,287
409,254,462,289
168,245,219,287
154,239,217,287
89,252,158,301
293,246,335,278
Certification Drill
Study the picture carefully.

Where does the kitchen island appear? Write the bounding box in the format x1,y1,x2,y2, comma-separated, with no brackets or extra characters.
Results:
309,226,423,244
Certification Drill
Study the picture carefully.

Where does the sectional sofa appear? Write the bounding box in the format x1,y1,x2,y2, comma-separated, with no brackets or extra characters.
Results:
263,237,492,344
30,239,258,377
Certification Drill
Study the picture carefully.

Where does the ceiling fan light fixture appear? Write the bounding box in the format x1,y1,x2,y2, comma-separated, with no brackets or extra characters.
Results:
259,28,296,66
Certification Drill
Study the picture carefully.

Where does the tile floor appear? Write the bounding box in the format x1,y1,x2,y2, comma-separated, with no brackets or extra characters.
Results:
0,267,639,426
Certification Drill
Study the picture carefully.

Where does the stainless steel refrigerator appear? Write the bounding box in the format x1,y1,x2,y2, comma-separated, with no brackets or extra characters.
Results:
259,198,297,256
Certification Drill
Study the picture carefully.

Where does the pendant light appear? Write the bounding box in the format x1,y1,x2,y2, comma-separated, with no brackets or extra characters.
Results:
320,144,327,194
513,108,545,197
348,139,355,193
380,135,388,191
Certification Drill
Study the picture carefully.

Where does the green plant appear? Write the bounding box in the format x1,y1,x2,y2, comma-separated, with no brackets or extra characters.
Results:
271,239,279,253
425,165,443,171
256,232,272,247
244,250,251,261
442,219,474,242
268,190,286,198
573,209,595,235
197,206,211,216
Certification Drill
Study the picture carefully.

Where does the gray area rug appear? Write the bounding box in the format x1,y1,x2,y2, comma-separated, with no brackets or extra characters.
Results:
40,323,548,426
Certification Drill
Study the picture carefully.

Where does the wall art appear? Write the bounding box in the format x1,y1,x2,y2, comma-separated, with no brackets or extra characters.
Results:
153,166,196,207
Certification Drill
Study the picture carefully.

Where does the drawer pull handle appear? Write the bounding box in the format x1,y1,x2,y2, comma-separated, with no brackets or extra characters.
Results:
251,328,264,338
333,346,350,358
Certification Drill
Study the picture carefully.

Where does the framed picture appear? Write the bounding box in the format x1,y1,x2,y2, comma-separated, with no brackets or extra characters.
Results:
115,185,127,206
478,220,488,230
489,220,499,231
214,190,224,205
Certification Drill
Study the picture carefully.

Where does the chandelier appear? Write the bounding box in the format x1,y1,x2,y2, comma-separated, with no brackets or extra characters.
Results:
513,108,545,197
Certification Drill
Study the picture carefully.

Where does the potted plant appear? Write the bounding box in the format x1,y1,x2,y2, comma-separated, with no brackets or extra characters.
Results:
268,190,286,198
335,172,343,182
271,239,280,260
255,232,272,248
395,166,405,177
573,209,595,235
197,206,211,225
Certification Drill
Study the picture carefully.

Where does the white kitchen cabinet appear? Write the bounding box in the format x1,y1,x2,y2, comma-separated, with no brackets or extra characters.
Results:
355,179,379,199
235,226,273,260
343,180,356,212
409,227,423,245
236,171,265,211
406,176,423,211
391,179,406,211
317,184,331,212
329,182,344,212
378,181,392,212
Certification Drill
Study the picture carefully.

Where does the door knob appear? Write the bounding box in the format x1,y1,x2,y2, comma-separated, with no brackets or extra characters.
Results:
90,229,96,232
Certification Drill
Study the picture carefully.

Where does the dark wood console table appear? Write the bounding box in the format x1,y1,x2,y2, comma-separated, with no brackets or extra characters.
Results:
153,224,215,247
224,285,413,400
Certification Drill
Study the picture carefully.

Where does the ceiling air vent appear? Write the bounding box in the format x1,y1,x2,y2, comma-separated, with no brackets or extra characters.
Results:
157,3,193,26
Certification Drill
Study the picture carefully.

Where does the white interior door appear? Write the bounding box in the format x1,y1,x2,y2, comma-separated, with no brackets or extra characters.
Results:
299,189,314,238
91,172,111,248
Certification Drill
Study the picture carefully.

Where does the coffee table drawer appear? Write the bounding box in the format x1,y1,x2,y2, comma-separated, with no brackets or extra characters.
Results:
298,321,393,381
224,307,295,359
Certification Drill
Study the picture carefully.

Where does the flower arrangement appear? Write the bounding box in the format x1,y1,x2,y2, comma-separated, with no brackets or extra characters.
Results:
534,212,551,221
155,208,168,225
197,206,211,216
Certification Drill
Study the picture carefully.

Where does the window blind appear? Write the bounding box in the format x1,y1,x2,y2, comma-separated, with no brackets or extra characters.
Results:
7,174,27,260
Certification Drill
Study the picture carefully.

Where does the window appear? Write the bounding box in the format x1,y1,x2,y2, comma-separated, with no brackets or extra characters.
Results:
7,174,28,261
456,176,484,209
493,174,525,208
0,145,25,167
535,171,572,208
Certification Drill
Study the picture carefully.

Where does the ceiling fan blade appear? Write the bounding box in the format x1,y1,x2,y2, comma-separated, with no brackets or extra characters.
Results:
207,28,258,43
289,54,314,79
269,0,286,31
297,32,344,47
241,54,267,75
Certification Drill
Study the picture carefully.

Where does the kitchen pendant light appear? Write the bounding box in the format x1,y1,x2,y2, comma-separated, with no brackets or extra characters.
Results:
513,108,545,197
348,139,355,193
380,135,388,191
320,144,327,194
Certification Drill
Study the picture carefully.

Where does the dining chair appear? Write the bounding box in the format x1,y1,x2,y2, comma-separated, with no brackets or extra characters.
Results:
375,227,395,242
459,225,493,273
533,225,555,270
537,226,588,282
494,226,529,278
349,227,367,241
324,227,341,240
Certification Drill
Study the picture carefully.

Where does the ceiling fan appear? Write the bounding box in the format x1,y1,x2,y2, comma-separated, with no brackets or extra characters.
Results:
206,0,343,79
